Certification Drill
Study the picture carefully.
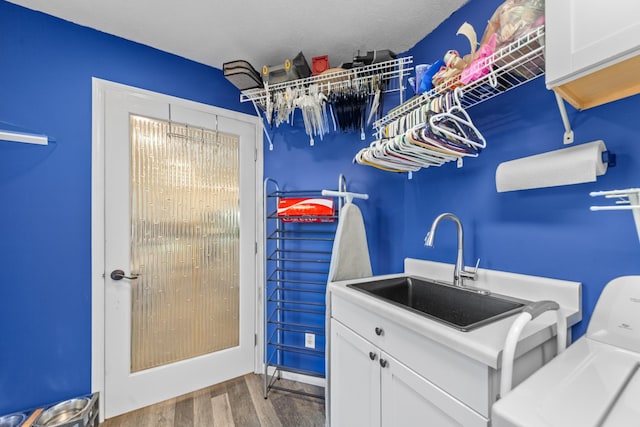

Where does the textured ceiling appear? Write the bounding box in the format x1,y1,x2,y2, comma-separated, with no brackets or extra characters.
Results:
8,0,467,71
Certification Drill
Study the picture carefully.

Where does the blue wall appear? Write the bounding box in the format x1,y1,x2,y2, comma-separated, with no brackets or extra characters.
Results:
402,0,640,340
3,0,640,416
0,1,252,414
264,124,406,275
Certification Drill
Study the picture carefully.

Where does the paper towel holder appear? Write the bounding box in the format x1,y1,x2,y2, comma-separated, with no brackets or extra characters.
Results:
495,141,615,193
601,150,616,168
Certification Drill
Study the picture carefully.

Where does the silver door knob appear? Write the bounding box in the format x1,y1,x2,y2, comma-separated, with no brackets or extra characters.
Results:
110,269,139,280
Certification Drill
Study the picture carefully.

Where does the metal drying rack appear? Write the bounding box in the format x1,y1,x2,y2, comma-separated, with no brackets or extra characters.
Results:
262,175,348,399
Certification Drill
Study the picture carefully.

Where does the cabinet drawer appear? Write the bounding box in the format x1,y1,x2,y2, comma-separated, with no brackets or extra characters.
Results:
331,292,492,417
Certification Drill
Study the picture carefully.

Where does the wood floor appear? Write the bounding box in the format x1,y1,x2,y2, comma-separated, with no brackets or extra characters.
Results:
101,374,325,427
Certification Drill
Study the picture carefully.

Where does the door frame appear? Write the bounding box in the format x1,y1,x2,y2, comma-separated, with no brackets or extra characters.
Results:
91,78,264,420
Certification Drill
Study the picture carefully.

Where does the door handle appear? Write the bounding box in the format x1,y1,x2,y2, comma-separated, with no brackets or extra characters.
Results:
110,269,139,280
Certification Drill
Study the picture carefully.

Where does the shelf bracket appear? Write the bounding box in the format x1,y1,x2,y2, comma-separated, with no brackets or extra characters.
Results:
554,91,574,145
251,100,273,151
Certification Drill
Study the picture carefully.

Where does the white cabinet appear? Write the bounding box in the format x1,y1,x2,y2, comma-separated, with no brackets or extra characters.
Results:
330,320,487,427
545,0,640,109
330,320,380,427
327,290,561,427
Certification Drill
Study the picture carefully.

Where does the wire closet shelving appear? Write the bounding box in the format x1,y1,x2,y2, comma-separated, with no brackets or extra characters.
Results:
373,25,546,132
241,57,414,108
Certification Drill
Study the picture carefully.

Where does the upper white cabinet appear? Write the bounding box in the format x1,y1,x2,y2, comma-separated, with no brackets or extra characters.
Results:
545,0,640,109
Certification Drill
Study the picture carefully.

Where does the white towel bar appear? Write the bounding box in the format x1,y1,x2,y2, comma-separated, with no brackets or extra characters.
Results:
0,129,49,145
321,190,369,204
590,188,640,243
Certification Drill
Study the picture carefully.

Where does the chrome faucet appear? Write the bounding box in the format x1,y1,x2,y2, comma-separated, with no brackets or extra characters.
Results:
424,213,478,288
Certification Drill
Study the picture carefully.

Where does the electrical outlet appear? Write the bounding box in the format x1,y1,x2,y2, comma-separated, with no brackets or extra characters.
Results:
305,332,315,349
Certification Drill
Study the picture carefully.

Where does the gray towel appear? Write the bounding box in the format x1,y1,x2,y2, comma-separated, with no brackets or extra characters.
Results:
328,202,372,282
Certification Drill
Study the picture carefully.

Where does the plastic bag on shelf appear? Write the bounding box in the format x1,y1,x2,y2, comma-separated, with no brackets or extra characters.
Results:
480,0,545,49
462,0,545,84
460,33,498,85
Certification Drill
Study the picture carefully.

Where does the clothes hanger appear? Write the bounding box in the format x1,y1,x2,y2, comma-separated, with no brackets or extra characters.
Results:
426,89,486,151
390,139,445,168
403,129,459,163
429,106,486,150
355,146,415,172
369,138,423,171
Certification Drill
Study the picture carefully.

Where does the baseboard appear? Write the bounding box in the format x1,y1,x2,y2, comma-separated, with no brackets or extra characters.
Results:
279,371,326,388
254,367,326,388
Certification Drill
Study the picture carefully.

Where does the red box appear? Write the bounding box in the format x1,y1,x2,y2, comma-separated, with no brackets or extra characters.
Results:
277,197,335,222
312,55,330,76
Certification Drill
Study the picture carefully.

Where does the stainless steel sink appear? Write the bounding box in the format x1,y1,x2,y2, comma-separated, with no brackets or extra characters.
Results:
347,276,529,331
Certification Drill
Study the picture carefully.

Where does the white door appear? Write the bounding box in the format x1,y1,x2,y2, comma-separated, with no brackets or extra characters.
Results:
329,319,381,427
100,83,258,417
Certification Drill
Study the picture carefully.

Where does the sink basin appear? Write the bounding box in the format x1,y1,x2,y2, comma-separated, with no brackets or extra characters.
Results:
347,276,528,331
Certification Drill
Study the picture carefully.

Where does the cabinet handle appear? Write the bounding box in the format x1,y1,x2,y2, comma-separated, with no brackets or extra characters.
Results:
379,359,388,368
374,327,384,336
369,351,377,361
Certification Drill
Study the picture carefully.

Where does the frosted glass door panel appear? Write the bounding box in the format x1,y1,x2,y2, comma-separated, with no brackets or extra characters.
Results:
129,115,239,372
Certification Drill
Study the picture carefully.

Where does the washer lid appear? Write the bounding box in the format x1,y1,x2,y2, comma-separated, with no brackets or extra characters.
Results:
587,275,640,353
492,339,640,427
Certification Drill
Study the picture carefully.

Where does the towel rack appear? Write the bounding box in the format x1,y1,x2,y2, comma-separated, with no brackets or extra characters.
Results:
590,188,640,242
321,189,368,204
0,120,53,145
323,173,369,209
0,129,49,145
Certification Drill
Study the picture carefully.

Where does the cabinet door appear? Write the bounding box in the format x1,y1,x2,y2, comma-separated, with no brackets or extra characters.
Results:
546,0,640,85
330,320,381,427
380,353,488,427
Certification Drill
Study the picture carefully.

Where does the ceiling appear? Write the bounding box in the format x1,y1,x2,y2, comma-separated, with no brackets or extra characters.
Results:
7,0,467,71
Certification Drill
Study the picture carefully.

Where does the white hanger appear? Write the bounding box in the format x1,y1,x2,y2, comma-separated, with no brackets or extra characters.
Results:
429,107,485,149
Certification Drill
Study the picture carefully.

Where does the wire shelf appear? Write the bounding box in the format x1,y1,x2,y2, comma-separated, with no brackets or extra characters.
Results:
263,178,337,399
240,57,414,106
374,26,546,130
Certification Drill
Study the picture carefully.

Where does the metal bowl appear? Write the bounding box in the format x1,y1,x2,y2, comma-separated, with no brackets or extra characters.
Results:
36,398,90,427
0,413,26,427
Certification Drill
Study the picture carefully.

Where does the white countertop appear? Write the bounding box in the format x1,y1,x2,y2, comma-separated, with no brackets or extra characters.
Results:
328,258,582,368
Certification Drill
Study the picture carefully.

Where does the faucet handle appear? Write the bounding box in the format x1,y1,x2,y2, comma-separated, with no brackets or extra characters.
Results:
472,258,480,274
461,258,480,280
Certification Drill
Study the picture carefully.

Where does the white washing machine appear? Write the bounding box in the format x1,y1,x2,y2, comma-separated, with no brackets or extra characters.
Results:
492,275,640,427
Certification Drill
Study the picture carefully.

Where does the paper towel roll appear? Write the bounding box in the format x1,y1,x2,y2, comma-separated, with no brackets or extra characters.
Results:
496,140,609,192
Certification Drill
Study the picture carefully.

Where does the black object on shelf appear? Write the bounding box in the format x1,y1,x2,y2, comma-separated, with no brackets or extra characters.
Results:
223,60,263,90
